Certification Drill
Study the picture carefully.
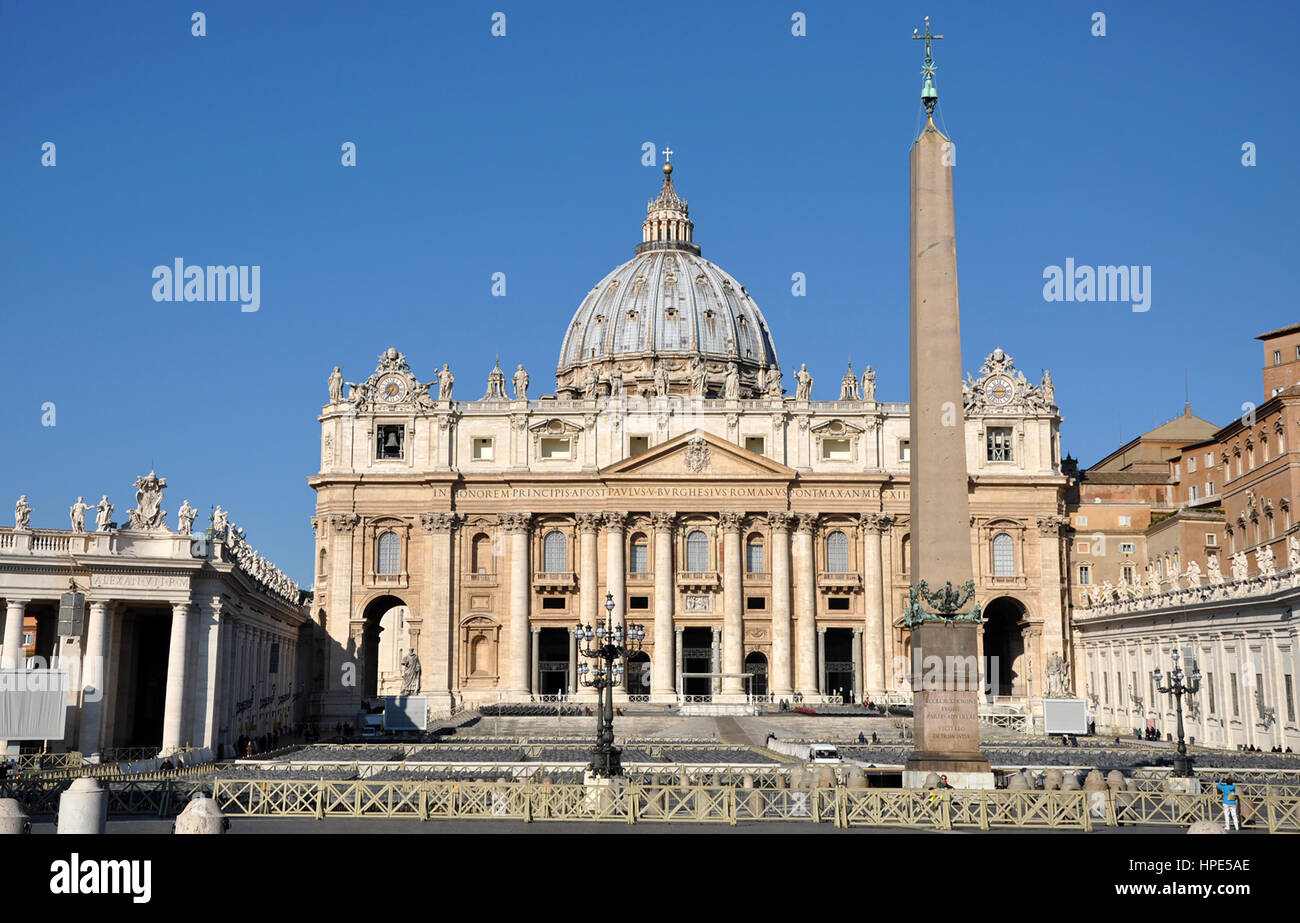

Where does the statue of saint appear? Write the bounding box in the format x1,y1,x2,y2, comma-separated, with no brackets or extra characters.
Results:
723,362,740,399
610,365,624,398
583,364,599,400
14,495,31,530
1230,551,1248,581
861,365,876,402
437,364,455,402
1290,535,1300,572
766,365,783,398
213,505,230,541
513,364,529,400
1040,369,1055,405
328,366,344,404
69,496,91,533
95,495,114,532
1184,560,1202,588
795,364,813,402
400,650,422,695
177,499,197,534
1257,543,1277,577
654,363,670,397
1206,554,1224,585
690,355,707,397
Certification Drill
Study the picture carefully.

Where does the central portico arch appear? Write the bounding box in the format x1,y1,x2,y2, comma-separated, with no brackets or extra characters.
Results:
359,593,409,701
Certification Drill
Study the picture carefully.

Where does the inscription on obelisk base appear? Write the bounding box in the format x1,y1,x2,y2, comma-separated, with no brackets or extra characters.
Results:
902,622,994,789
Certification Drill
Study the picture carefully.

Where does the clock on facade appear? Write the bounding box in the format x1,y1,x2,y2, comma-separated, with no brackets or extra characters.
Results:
379,375,407,403
984,375,1014,406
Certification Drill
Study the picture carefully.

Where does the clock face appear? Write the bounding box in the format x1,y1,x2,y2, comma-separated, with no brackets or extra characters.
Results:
379,375,407,403
985,375,1014,406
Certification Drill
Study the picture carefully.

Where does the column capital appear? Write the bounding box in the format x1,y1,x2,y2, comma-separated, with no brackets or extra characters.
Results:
576,512,603,533
602,511,629,532
767,511,794,533
171,600,192,615
498,511,533,534
860,512,895,534
718,510,744,533
793,513,818,535
649,510,677,533
330,513,360,533
1036,513,1069,535
420,511,462,533
4,598,31,609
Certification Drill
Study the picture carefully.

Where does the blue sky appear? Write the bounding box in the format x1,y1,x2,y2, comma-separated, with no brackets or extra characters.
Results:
2,1,1296,584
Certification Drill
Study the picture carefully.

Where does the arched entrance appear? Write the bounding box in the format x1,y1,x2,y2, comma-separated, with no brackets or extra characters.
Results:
626,651,651,696
744,651,769,698
982,596,1028,700
360,594,408,701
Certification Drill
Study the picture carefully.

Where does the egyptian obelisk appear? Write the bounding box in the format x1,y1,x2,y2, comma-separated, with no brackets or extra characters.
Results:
902,18,994,789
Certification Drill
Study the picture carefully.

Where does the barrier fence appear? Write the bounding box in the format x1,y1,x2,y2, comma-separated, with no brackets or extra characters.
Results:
194,779,1300,832
3,775,1296,831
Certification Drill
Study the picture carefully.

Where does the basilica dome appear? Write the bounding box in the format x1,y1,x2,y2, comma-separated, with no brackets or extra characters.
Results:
555,162,781,399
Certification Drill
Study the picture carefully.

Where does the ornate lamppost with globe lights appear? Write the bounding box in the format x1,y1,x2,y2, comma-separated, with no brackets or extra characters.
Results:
1153,649,1201,777
574,592,646,777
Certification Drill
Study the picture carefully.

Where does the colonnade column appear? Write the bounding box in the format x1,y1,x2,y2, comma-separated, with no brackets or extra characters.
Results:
852,627,864,704
161,599,192,754
500,511,533,698
674,626,684,699
78,600,110,760
860,514,887,697
768,512,794,697
1,597,27,669
817,627,827,699
719,511,744,698
568,631,578,697
531,627,541,694
710,627,721,696
793,514,819,696
650,510,677,702
1037,514,1068,696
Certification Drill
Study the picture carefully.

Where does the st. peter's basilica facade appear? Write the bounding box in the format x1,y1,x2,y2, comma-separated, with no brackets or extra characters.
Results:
308,163,1069,720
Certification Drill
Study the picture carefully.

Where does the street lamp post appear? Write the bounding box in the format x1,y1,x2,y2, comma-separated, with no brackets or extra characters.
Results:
574,591,645,778
1153,650,1201,777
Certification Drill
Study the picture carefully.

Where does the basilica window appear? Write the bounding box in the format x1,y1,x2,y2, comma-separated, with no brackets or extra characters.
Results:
1077,564,1091,585
542,530,567,572
377,531,401,574
898,440,911,462
472,437,494,461
991,532,1014,577
746,536,765,573
901,534,911,573
629,435,649,457
745,436,765,456
471,533,493,574
685,530,709,571
540,437,571,460
826,530,849,572
318,548,327,576
629,535,649,573
986,427,1013,462
822,438,851,461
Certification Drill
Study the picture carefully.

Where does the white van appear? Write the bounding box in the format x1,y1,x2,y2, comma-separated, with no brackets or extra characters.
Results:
808,745,841,763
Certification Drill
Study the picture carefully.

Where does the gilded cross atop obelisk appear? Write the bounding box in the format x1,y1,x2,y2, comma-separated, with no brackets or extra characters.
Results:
912,16,943,116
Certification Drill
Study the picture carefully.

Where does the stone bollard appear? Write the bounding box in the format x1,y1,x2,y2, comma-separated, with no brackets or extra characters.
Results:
813,765,834,789
846,768,867,790
1084,770,1107,791
922,772,940,790
1083,770,1108,818
788,766,807,790
1059,772,1081,792
1187,819,1226,835
57,777,107,835
174,793,227,835
1042,769,1063,791
1106,770,1126,792
773,773,789,790
1006,772,1030,791
0,799,31,835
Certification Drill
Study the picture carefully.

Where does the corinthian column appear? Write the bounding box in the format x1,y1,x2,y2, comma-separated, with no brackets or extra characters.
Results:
604,511,629,697
792,514,818,696
420,511,460,709
650,510,677,702
1,598,27,669
860,513,892,697
500,511,533,698
575,512,602,702
161,600,192,754
768,512,794,697
1037,514,1068,690
79,599,111,760
719,511,745,698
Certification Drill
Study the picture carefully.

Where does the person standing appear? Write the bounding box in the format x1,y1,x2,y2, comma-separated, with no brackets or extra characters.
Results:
1217,777,1240,831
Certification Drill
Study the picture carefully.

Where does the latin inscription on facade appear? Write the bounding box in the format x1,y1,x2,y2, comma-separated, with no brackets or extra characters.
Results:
92,573,191,590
